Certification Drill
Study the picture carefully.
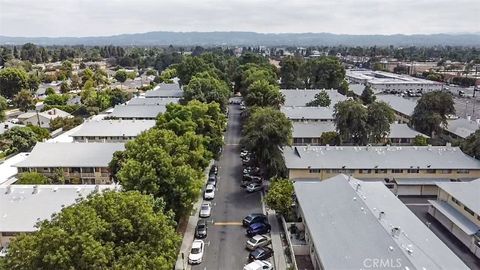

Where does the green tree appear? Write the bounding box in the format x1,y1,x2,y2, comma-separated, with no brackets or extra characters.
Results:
50,117,84,131
367,101,395,143
1,126,38,152
44,93,69,106
241,65,278,95
280,56,304,88
60,80,70,94
244,80,285,109
360,85,376,105
334,100,368,145
302,57,346,89
27,125,50,141
0,67,29,98
265,179,294,217
115,128,209,218
13,89,35,112
241,107,292,178
461,130,480,159
17,172,49,184
320,131,340,146
0,95,7,122
411,91,455,136
183,71,231,112
114,69,128,83
176,56,212,85
412,135,429,146
306,90,331,107
26,74,40,91
4,191,180,270
108,88,131,106
45,87,55,95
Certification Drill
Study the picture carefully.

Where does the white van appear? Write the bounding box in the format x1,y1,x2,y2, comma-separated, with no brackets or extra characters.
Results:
243,260,273,270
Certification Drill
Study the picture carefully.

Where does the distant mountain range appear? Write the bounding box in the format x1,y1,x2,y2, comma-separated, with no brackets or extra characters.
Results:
1,31,480,46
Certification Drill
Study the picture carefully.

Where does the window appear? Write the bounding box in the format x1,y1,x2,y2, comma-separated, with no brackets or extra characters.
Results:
457,169,470,174
438,169,452,174
464,206,475,216
407,169,419,173
359,169,372,174
451,197,461,206
426,169,436,174
374,169,387,174
1,232,16,237
392,169,403,173
309,169,321,173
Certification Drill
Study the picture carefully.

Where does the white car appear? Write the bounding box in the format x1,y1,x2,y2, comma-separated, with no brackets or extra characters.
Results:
204,184,215,200
243,260,273,270
188,239,205,264
199,202,212,218
246,182,263,193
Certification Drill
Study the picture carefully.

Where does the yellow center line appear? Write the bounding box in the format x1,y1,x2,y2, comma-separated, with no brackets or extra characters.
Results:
214,222,243,226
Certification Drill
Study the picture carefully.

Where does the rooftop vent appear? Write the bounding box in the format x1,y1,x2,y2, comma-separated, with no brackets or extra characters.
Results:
32,185,39,194
5,186,11,194
391,227,401,238
378,211,385,220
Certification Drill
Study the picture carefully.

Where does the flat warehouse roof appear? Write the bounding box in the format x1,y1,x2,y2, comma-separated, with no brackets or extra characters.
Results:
15,142,125,168
284,145,480,170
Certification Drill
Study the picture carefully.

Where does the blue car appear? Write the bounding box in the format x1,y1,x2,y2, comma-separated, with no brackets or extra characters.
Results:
246,222,271,237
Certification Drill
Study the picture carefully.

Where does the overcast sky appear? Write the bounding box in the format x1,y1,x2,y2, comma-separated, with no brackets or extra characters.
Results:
0,0,479,37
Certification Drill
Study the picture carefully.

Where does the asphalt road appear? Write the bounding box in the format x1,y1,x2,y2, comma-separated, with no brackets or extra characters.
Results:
192,102,262,270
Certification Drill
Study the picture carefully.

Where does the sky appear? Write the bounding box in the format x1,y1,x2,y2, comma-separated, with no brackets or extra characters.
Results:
0,0,479,37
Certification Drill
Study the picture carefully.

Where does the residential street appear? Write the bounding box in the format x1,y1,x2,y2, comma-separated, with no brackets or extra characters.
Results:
192,102,263,270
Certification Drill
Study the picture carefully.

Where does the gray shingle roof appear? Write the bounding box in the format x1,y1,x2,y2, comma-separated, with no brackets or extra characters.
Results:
145,83,183,98
127,97,180,106
445,118,480,139
280,89,347,107
110,105,166,119
436,179,480,214
284,145,480,169
0,185,117,232
15,142,125,168
294,174,467,270
376,95,417,116
156,82,182,91
281,106,334,121
71,120,155,137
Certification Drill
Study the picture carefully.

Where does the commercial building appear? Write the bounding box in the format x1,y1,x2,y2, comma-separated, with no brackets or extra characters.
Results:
15,143,125,184
291,174,468,270
127,97,180,106
17,108,73,128
0,185,116,247
346,69,443,93
71,119,155,142
292,122,427,146
145,83,183,98
281,106,334,122
428,180,480,259
109,104,166,120
280,89,347,107
283,145,480,196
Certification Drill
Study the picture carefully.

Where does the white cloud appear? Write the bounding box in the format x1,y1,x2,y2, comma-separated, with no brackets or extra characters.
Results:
0,0,478,37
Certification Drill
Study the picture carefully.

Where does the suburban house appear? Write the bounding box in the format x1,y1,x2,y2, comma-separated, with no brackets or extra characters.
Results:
280,89,347,107
346,69,444,93
127,97,180,106
292,122,427,146
145,83,183,98
71,119,155,142
376,94,417,124
108,104,167,120
444,117,480,140
0,185,117,248
289,174,467,270
0,122,23,135
428,179,480,259
283,145,480,196
281,106,334,122
15,142,125,184
17,108,73,129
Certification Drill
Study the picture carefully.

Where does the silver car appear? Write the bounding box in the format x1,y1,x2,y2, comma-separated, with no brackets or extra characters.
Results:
199,202,212,218
246,235,271,250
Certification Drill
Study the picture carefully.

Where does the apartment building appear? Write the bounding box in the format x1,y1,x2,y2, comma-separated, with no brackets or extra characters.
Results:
71,119,155,142
428,180,480,258
444,117,480,140
283,145,480,196
109,104,167,120
145,83,183,98
291,174,468,270
15,143,125,184
280,89,347,107
127,97,180,106
376,94,417,124
281,106,334,122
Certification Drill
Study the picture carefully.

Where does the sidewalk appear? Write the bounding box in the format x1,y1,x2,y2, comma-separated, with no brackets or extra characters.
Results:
267,209,288,270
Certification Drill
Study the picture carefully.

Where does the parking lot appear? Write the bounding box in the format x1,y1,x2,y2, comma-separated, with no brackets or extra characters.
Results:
400,197,480,270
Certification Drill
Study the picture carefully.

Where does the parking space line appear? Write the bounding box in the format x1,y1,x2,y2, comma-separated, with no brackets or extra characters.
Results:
214,222,242,226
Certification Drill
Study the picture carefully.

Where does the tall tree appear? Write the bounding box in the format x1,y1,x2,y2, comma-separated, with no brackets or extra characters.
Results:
306,90,331,107
241,107,292,178
13,89,35,112
114,69,128,83
0,95,7,122
334,100,369,145
280,56,303,89
360,85,376,105
244,80,285,109
183,71,231,112
0,67,29,98
265,179,294,217
367,101,395,143
302,57,346,89
4,191,180,270
461,130,480,159
411,91,455,136
1,126,39,152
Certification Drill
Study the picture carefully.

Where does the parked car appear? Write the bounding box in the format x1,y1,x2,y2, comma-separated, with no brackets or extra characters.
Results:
240,150,250,158
209,164,218,175
243,213,268,227
246,182,263,193
199,202,212,218
188,240,205,264
243,167,261,175
207,174,217,187
243,260,273,270
248,247,273,262
204,185,215,200
246,223,271,237
195,219,208,238
246,235,271,250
